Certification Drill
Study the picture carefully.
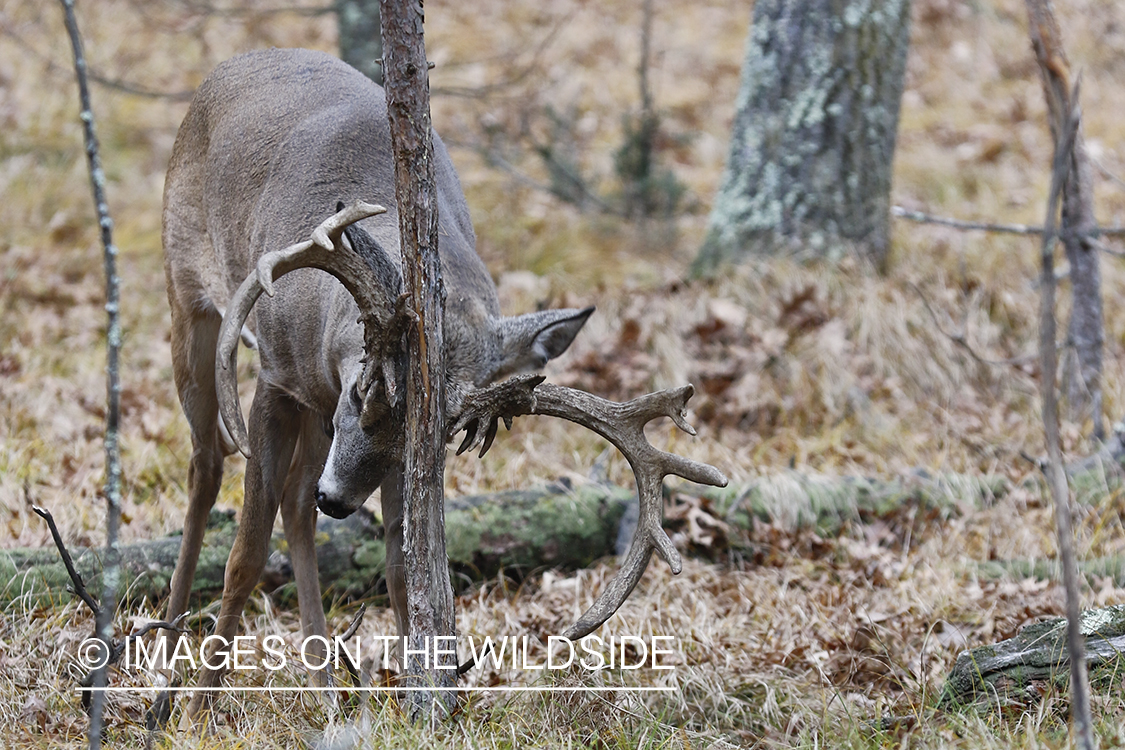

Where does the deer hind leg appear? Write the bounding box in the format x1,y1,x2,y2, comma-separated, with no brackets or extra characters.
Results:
164,304,230,626
184,378,299,726
278,414,333,690
149,304,229,729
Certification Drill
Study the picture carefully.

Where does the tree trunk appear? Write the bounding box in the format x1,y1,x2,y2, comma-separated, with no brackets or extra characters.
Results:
337,0,384,85
693,0,912,273
380,0,455,719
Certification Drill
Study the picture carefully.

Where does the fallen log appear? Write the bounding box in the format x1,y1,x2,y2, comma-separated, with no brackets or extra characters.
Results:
941,604,1125,708
1,482,632,609
974,556,1125,587
708,469,1005,534
1,470,1006,609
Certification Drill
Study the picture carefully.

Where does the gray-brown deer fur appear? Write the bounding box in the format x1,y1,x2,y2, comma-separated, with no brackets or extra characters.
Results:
162,47,726,726
161,48,591,715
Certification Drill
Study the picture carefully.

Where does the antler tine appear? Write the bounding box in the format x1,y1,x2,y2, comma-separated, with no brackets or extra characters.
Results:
310,200,385,251
448,378,728,640
216,201,388,457
527,384,727,639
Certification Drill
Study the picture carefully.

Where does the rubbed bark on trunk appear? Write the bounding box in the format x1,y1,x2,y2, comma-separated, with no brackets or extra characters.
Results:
380,0,455,719
1025,0,1104,440
337,0,384,85
942,605,1125,709
694,0,911,273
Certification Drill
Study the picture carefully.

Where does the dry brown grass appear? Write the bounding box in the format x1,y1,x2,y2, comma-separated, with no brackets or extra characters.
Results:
4,0,1125,746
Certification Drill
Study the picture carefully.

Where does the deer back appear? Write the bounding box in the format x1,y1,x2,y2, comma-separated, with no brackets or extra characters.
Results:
163,48,500,411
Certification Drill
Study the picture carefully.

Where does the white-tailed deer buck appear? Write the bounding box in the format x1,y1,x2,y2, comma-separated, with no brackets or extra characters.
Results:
161,47,725,720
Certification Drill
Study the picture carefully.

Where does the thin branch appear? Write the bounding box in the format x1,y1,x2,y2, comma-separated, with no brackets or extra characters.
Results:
456,642,493,676
446,133,626,217
172,0,333,17
1019,450,1047,471
30,506,100,615
29,505,183,713
58,1,124,746
0,24,194,102
84,73,194,102
909,282,1037,368
123,613,190,643
891,205,1125,239
337,604,367,684
529,135,622,215
110,613,191,669
1090,155,1125,192
339,603,367,643
430,13,571,99
1089,238,1125,258
1035,85,1097,750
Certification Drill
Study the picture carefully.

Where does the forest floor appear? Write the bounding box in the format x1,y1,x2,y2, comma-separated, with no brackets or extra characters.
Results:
4,0,1125,747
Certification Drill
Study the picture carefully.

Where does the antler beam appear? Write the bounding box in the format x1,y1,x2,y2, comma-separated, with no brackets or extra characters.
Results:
216,201,392,457
451,376,728,639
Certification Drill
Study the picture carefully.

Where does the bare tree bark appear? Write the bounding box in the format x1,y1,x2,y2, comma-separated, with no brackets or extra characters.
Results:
379,0,456,720
1030,38,1097,749
693,0,912,273
1026,0,1104,441
58,1,123,746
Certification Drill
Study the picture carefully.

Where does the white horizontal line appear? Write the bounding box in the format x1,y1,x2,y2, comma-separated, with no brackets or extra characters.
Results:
77,686,674,693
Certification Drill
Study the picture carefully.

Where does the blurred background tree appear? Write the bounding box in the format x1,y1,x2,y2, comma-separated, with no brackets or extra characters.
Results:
337,0,383,85
694,0,913,273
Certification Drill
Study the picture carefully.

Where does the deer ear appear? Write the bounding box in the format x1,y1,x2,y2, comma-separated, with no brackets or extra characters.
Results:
493,306,594,379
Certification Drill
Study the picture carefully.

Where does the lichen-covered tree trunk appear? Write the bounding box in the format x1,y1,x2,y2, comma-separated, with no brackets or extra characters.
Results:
694,0,912,273
337,0,384,85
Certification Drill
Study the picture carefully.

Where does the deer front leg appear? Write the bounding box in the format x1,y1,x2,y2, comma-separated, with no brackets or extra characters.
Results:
182,379,299,728
380,465,409,664
279,415,332,689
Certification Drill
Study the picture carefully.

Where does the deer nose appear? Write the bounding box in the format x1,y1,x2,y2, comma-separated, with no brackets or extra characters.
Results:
315,489,352,519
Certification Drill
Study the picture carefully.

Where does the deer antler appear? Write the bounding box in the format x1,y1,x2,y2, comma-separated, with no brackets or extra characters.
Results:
216,200,402,457
451,376,728,639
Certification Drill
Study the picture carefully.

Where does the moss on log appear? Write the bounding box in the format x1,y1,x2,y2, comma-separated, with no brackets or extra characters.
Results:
707,470,1004,535
942,605,1125,707
1,470,1008,611
973,556,1125,587
0,483,632,609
